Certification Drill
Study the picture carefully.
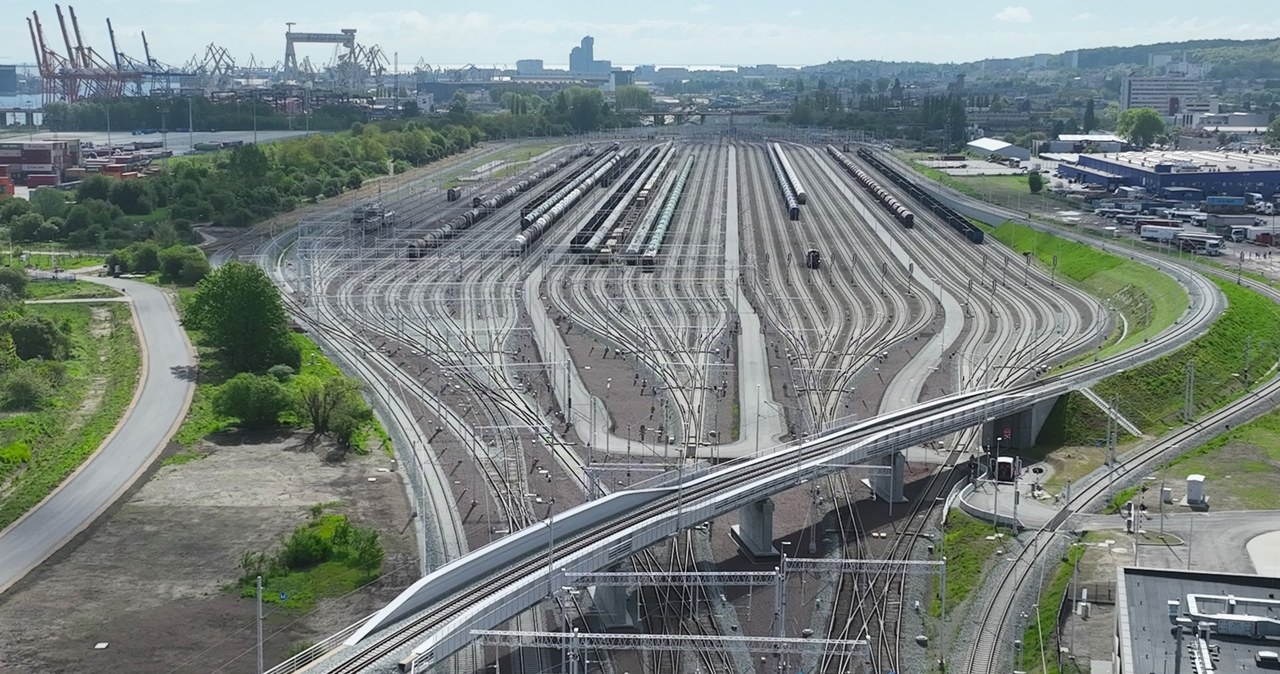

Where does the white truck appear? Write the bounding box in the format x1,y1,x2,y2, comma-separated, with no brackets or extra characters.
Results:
1140,224,1183,242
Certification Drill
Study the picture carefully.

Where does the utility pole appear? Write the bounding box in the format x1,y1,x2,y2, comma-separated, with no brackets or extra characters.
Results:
256,575,264,674
1244,335,1252,388
1183,361,1196,422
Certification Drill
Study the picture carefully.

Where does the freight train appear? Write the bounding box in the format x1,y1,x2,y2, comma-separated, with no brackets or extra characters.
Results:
640,155,695,270
512,145,632,255
825,145,914,228
405,147,586,258
855,147,984,245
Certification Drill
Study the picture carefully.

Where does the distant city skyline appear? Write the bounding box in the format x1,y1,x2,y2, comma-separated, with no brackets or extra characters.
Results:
5,0,1280,71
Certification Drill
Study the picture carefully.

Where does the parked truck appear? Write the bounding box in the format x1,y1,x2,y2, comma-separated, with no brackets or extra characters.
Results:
1140,224,1183,242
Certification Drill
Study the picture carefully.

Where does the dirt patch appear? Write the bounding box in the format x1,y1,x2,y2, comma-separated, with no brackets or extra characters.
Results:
88,306,113,339
0,431,417,674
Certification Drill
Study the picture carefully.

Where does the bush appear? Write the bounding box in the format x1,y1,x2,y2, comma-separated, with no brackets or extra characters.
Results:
267,364,295,382
213,373,292,429
0,267,28,298
1,367,51,409
3,315,72,360
158,245,210,285
277,526,334,570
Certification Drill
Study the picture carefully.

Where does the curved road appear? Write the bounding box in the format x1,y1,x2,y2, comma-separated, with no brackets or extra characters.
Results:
0,275,195,594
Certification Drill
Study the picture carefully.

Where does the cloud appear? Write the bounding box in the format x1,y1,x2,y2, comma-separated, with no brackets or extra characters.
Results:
787,9,803,18
1073,12,1096,21
689,3,713,14
994,6,1033,23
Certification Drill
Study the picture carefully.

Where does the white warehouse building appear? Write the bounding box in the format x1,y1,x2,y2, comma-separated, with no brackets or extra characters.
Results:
967,137,1031,161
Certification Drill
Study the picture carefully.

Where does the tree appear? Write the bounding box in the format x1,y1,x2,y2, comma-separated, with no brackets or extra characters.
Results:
109,180,154,215
614,85,653,112
29,188,67,219
4,315,72,360
0,197,31,225
77,175,113,203
1028,171,1045,194
183,261,300,372
0,267,28,297
158,245,210,284
400,100,420,118
294,374,364,438
214,373,292,429
11,212,45,242
1267,115,1280,146
227,144,270,182
1083,99,1097,133
1116,107,1166,148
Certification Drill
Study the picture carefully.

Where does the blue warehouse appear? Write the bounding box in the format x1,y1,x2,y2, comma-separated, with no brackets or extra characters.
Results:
1059,151,1280,200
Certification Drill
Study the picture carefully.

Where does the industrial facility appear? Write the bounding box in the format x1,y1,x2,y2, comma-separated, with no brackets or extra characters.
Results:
1115,568,1280,674
1059,150,1280,200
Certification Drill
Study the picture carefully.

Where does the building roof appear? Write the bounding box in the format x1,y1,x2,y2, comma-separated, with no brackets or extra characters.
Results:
967,137,1013,152
1091,150,1280,174
1058,133,1125,144
1119,568,1280,674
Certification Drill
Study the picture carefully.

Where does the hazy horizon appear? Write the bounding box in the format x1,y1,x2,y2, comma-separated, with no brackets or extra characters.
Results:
5,0,1279,71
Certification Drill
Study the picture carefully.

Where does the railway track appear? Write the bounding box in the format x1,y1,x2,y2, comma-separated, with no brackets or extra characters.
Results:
253,138,1224,674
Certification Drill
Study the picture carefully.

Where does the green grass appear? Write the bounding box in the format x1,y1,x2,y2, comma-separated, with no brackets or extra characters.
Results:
1146,408,1280,509
24,279,122,300
173,330,390,454
160,447,209,467
11,252,106,271
982,220,1188,363
441,140,568,188
294,333,390,455
933,510,1016,616
1018,543,1087,674
1092,278,1280,435
1105,485,1142,514
0,303,141,530
237,509,383,612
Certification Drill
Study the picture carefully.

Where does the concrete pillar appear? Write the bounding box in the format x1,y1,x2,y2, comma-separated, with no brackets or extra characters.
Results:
731,498,779,560
589,583,636,630
872,451,907,503
982,397,1058,450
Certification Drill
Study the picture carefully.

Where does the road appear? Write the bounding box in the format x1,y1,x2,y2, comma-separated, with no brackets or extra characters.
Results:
0,275,195,594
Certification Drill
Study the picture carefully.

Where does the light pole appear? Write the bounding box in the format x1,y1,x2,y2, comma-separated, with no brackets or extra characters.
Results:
754,383,762,455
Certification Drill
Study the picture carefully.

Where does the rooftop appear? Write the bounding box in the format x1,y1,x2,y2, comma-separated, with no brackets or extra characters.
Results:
1093,150,1280,174
967,137,1014,152
1058,133,1125,144
1119,567,1280,674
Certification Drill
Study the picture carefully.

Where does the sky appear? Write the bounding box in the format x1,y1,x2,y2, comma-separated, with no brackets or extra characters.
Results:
6,0,1280,70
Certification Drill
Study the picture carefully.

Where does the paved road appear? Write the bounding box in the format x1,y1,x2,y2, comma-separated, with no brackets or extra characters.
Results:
0,276,195,594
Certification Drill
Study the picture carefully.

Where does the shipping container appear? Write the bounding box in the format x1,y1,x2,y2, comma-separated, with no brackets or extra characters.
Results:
26,174,60,186
1205,196,1246,207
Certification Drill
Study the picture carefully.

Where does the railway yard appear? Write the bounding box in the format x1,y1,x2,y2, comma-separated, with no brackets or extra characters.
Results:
223,133,1228,674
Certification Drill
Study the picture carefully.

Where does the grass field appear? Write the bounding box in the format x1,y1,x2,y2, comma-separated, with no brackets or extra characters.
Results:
12,252,106,272
0,303,140,530
1142,408,1280,510
1092,278,1280,434
982,220,1187,363
236,507,383,612
442,140,567,188
174,330,390,454
1018,542,1087,674
933,510,1016,616
24,279,122,300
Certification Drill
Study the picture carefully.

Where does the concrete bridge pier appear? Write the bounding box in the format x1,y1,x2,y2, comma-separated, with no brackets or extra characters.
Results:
981,396,1059,451
872,451,908,503
589,581,636,629
730,498,779,560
